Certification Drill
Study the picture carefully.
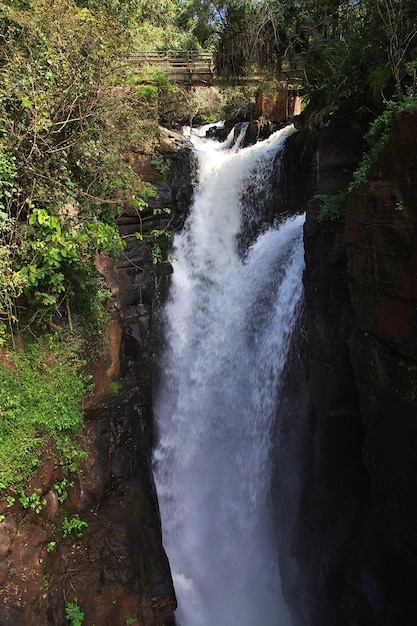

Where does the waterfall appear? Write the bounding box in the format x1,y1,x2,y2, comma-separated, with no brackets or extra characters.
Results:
153,124,305,626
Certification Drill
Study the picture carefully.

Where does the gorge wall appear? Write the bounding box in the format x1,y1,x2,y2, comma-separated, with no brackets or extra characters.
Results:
301,104,417,625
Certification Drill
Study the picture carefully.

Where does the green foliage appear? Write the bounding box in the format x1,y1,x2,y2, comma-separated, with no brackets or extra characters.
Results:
77,0,142,26
132,0,198,50
314,88,417,212
106,380,121,396
350,95,417,189
65,600,84,626
19,488,47,514
125,618,137,625
302,35,370,108
131,195,173,264
54,477,74,503
0,332,87,492
153,77,256,127
135,84,159,102
0,0,160,334
175,0,221,48
47,541,57,553
208,1,417,112
9,206,124,326
315,189,347,222
151,152,171,180
220,86,257,121
151,74,225,127
369,65,393,100
135,223,173,265
62,514,88,538
0,149,18,207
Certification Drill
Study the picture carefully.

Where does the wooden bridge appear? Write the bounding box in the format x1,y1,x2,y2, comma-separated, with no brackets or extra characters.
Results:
127,50,215,85
127,50,303,87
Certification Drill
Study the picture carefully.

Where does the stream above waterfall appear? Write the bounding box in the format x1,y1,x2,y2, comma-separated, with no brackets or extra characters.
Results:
153,124,305,626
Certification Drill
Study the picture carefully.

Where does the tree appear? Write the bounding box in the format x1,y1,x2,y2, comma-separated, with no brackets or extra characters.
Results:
211,0,417,108
0,0,155,331
215,0,257,78
374,0,417,90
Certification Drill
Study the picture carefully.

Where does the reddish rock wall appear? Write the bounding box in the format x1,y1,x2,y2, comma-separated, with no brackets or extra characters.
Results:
256,89,302,122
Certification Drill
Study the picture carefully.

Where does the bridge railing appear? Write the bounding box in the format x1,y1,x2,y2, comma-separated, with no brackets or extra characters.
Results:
127,50,215,84
127,50,303,86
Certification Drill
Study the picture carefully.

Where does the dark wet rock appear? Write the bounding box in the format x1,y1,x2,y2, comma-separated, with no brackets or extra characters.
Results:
301,105,417,626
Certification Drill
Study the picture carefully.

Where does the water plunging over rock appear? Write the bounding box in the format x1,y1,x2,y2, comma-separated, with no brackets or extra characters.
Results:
153,125,305,626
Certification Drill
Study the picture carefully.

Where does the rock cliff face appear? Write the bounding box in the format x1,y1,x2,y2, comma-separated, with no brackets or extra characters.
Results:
345,111,417,625
302,106,417,625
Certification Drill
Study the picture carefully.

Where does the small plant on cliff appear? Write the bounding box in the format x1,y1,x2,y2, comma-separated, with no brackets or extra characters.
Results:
132,197,173,265
47,541,57,553
106,380,121,396
315,189,348,221
62,514,88,539
65,600,84,626
18,488,47,514
53,477,74,504
151,152,171,180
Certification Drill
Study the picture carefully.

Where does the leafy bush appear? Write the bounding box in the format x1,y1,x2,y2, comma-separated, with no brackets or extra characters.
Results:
62,514,88,538
65,600,84,626
220,86,257,121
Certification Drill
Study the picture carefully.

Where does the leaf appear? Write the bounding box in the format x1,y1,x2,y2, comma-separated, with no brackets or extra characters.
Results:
21,96,32,110
38,211,47,226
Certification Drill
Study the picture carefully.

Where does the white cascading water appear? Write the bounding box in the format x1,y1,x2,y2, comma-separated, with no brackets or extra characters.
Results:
153,124,305,626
